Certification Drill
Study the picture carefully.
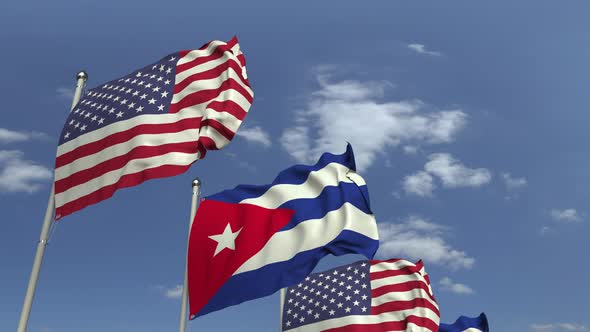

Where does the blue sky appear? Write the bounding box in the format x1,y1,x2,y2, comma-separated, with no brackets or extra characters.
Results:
1,1,589,331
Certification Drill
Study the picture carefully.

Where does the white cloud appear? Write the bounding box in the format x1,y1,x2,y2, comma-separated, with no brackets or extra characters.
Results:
0,128,48,144
407,43,442,57
502,172,527,190
224,152,257,172
403,145,419,155
161,284,183,299
377,216,475,270
530,323,587,331
424,153,492,188
236,126,272,148
439,277,474,295
539,226,551,236
281,72,467,170
0,150,52,193
550,208,582,222
56,87,75,100
404,153,491,196
403,171,435,197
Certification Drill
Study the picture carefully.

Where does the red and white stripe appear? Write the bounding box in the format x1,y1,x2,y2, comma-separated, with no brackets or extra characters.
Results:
54,37,253,220
290,259,440,332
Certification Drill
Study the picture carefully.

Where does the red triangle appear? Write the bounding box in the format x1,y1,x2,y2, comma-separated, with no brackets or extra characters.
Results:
187,199,294,317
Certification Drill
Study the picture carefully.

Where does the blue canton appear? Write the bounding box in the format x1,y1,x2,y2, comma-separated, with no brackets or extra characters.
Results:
59,53,179,145
282,261,371,330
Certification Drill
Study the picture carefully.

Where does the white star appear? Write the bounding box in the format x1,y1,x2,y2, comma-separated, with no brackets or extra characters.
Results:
361,306,367,312
152,86,160,92
80,125,87,131
329,310,335,316
157,104,165,111
164,79,171,85
98,118,105,125
148,98,156,104
64,132,70,139
91,115,97,122
136,106,144,112
165,67,172,74
160,91,169,98
116,111,124,118
140,93,148,100
169,56,176,62
208,223,242,256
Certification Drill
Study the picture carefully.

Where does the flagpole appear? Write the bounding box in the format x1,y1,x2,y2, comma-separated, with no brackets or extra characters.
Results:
17,71,88,332
179,177,201,332
279,288,286,332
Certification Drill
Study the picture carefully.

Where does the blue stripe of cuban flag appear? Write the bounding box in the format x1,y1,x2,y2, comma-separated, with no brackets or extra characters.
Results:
439,313,489,332
197,143,379,317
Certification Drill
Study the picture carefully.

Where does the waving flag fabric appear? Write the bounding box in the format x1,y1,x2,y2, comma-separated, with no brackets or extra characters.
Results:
187,144,379,319
439,313,489,332
54,37,252,220
280,259,439,332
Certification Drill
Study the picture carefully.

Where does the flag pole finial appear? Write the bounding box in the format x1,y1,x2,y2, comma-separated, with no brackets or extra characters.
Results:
76,71,88,81
192,177,201,189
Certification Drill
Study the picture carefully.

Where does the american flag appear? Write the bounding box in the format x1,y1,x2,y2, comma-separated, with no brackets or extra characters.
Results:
281,259,440,332
54,37,253,220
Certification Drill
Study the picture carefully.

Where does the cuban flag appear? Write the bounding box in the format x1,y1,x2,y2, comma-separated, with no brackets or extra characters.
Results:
187,144,379,319
439,313,489,332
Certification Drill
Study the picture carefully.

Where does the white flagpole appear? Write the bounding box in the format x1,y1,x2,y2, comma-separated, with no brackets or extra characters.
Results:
279,288,286,332
179,177,202,332
17,71,88,332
